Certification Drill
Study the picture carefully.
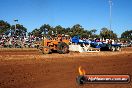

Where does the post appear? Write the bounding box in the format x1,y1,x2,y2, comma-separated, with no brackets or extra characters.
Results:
109,0,112,31
109,0,113,39
14,19,18,36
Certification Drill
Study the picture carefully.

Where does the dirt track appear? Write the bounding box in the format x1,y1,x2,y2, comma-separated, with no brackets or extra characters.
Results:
0,48,132,88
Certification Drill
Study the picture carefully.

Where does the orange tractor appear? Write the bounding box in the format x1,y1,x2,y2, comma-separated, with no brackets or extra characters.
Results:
40,34,70,54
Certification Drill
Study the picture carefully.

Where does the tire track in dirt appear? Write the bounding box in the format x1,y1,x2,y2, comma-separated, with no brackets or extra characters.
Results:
0,47,131,88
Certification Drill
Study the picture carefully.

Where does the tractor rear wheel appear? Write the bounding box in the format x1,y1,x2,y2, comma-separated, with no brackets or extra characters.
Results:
57,42,69,54
42,46,51,54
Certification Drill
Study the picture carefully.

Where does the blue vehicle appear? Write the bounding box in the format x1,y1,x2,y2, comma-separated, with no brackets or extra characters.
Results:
71,36,121,51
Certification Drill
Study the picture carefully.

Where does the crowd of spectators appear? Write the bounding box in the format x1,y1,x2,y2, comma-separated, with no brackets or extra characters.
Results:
0,33,41,48
0,32,131,48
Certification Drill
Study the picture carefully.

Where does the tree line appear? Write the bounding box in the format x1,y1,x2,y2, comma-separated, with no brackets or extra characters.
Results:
0,20,27,36
0,20,131,42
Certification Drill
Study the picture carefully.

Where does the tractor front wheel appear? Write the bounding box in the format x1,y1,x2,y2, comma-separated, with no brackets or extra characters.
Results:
42,46,51,54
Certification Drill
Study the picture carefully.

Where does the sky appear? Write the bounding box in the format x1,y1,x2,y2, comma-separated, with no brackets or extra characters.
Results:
0,0,132,37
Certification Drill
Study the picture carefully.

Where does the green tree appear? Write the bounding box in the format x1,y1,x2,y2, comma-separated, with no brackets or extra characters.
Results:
31,28,42,37
0,20,11,34
70,24,84,37
81,30,91,38
55,25,65,34
100,28,117,39
28,32,32,36
121,30,132,42
40,24,53,35
11,24,27,36
89,29,98,39
90,29,97,34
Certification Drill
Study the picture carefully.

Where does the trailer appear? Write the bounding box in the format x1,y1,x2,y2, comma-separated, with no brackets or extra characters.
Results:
69,36,100,52
69,36,121,52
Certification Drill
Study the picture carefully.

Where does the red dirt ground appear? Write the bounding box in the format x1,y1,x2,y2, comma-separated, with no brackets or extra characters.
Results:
0,47,132,88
